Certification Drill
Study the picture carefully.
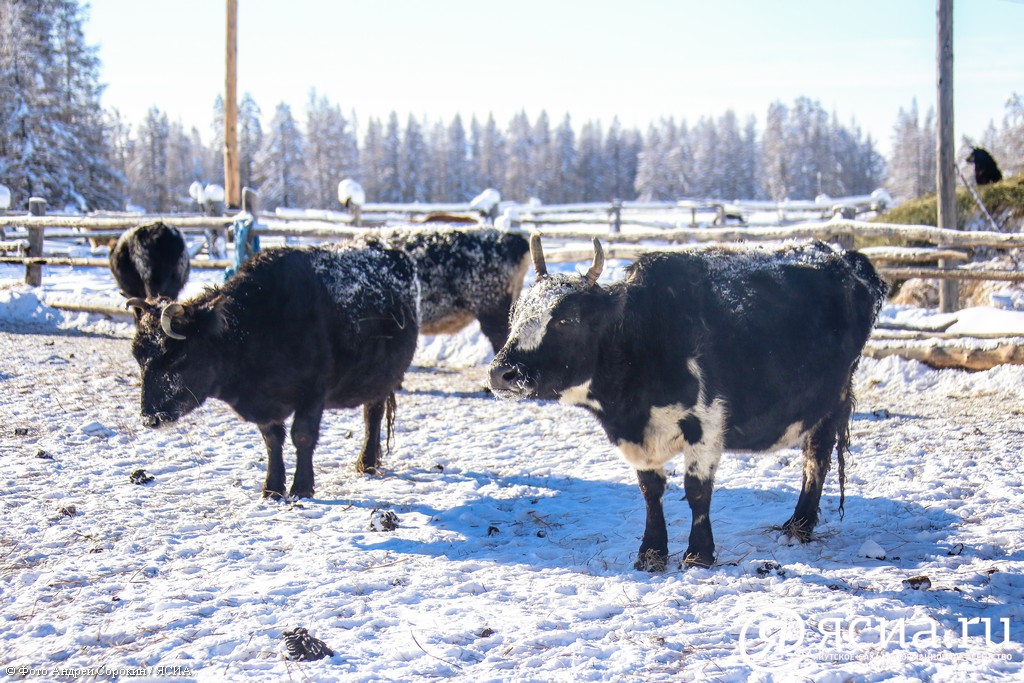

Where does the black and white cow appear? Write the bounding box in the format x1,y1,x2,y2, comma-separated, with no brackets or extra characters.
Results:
490,236,887,571
966,147,1003,186
356,227,530,353
127,245,420,499
110,222,191,300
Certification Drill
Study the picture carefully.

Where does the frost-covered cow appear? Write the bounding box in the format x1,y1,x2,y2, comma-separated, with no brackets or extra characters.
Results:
127,246,419,499
110,222,191,300
357,227,530,353
489,237,887,571
966,147,1003,186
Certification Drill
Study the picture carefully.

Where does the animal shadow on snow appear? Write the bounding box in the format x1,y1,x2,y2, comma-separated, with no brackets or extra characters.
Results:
335,468,979,578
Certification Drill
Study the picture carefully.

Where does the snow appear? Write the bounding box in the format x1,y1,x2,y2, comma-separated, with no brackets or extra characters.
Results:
2,257,1024,681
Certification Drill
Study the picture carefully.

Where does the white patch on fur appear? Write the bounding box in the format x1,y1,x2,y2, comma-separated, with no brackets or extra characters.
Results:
559,380,602,412
507,278,582,352
769,421,807,451
616,398,728,475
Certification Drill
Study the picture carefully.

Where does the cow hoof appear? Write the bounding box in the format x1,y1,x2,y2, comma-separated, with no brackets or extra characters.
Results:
356,463,379,476
634,548,669,572
288,487,314,500
780,517,815,542
682,549,715,569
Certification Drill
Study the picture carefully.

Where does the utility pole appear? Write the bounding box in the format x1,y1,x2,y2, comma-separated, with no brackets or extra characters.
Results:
224,0,240,210
936,0,958,313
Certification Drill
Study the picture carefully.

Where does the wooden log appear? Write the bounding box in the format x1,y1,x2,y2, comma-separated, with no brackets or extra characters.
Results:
871,331,1024,341
863,340,1024,371
0,215,234,231
858,246,969,263
0,256,232,269
48,301,133,319
533,219,1024,248
875,267,1024,282
0,239,29,254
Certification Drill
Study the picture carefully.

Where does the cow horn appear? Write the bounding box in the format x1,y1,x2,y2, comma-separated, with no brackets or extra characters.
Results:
530,233,548,278
160,303,187,340
124,297,147,312
585,237,605,286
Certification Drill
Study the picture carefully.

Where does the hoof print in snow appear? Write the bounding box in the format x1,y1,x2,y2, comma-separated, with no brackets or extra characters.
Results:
282,627,334,661
871,408,891,419
35,449,53,460
129,469,155,485
369,509,399,532
902,575,932,591
947,543,965,556
756,561,786,578
14,426,30,437
56,505,77,519
487,525,500,536
477,627,496,638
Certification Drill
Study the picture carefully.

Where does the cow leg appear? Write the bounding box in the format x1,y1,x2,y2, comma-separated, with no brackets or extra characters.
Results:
783,413,841,541
682,446,721,568
356,399,386,474
635,468,669,572
289,404,323,499
476,304,512,355
259,422,287,499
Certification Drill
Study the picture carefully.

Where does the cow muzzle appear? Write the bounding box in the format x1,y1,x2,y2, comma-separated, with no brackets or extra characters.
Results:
488,361,537,399
141,410,177,429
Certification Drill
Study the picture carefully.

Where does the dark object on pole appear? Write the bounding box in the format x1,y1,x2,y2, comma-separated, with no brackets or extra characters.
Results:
966,147,1003,186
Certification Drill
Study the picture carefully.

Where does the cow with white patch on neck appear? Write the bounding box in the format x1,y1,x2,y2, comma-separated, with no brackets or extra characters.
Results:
490,235,887,571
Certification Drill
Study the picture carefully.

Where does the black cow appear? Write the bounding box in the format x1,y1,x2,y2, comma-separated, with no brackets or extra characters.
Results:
356,227,530,353
127,245,419,499
110,222,191,300
967,147,1003,186
490,236,886,571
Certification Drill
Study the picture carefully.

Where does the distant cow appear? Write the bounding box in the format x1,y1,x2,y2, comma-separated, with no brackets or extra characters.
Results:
110,222,191,300
967,147,1003,186
127,245,419,499
490,237,886,571
356,227,530,353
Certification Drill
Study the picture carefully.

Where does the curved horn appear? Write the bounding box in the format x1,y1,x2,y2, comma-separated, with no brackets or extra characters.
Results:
124,297,147,312
585,237,605,286
529,233,548,278
160,303,187,340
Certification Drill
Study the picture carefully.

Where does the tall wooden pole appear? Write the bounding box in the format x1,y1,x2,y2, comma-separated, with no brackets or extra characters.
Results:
224,0,240,210
936,0,958,312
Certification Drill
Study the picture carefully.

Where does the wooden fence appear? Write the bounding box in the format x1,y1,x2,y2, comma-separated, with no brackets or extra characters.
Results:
2,199,1023,370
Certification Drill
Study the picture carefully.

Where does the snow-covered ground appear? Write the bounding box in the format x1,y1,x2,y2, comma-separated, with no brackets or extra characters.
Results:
1,257,1024,682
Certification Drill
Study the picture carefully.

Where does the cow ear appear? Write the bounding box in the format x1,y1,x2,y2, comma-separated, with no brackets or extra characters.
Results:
195,296,230,337
125,297,148,323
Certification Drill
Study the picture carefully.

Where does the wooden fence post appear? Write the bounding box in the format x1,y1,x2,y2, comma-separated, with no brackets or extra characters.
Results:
242,186,259,217
833,206,856,250
936,0,959,313
609,199,622,235
25,197,46,286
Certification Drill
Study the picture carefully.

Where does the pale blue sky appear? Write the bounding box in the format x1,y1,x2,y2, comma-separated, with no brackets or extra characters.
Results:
85,1,1024,155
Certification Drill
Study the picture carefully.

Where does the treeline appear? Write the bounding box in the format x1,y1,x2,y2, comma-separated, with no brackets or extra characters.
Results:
2,0,1022,215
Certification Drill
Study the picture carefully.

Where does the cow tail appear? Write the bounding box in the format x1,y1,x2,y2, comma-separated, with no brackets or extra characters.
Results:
385,391,397,456
835,371,857,520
